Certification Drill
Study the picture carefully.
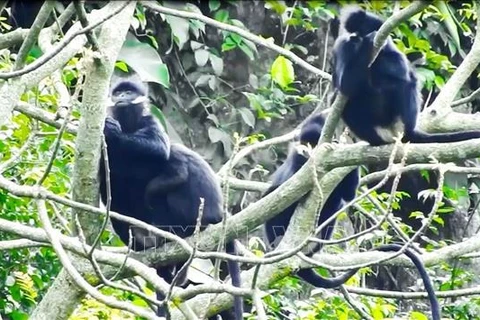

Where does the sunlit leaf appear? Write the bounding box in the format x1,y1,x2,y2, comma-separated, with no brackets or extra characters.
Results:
409,311,428,320
271,55,295,89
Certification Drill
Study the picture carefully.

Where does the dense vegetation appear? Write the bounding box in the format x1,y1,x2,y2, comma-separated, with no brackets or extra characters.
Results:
1,1,480,319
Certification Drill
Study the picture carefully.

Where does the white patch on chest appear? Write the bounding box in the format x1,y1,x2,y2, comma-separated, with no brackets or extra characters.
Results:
374,118,405,143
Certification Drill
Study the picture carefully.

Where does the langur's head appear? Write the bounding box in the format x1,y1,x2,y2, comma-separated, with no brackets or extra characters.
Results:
109,78,148,108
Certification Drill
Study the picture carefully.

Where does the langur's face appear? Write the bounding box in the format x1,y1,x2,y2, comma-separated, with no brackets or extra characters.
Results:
111,88,144,107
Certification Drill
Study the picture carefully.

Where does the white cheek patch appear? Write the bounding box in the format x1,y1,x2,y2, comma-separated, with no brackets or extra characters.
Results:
106,97,115,107
131,95,148,105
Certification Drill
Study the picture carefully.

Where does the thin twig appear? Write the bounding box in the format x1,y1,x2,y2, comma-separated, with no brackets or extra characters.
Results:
452,86,480,107
36,199,158,319
0,1,132,79
369,1,429,66
73,1,99,51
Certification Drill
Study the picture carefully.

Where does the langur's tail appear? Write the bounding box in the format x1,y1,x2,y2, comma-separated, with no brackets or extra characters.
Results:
297,268,358,288
407,129,480,143
226,240,244,320
297,244,440,320
375,244,440,320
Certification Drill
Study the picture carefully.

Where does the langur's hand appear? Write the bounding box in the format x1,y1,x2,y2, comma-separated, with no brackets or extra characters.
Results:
104,117,121,138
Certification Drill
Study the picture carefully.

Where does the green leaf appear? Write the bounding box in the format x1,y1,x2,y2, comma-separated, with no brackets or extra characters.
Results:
238,42,255,60
221,39,237,52
243,92,263,113
115,61,129,72
409,311,428,320
190,41,204,50
194,49,210,67
230,33,243,45
195,74,213,88
189,19,205,39
271,56,295,89
209,0,221,11
117,33,170,88
238,107,256,128
296,94,320,104
149,105,168,132
208,76,217,90
265,0,287,14
208,127,232,152
209,54,224,76
9,311,28,320
207,114,220,126
165,14,190,49
435,1,461,49
150,104,184,144
214,9,229,22
434,75,445,88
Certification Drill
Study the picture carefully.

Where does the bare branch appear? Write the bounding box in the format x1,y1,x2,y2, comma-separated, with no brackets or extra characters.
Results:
0,1,131,80
345,285,480,300
14,1,55,70
0,239,46,250
0,28,29,50
73,1,99,51
217,130,297,177
141,1,331,80
369,1,429,66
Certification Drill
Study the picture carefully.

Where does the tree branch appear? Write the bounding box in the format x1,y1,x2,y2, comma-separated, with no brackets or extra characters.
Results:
0,2,133,128
31,2,138,319
418,3,480,130
14,1,55,70
141,1,331,80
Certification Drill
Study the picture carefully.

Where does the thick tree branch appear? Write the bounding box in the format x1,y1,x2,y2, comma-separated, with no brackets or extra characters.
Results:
418,4,480,131
31,2,137,319
0,28,29,50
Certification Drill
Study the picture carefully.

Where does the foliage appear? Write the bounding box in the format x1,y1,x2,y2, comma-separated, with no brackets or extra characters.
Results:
0,0,480,319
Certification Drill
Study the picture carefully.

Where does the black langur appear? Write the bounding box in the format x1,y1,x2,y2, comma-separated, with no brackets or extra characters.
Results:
100,78,171,245
263,113,440,320
143,144,244,319
99,77,243,319
332,6,480,146
263,113,359,287
264,113,359,250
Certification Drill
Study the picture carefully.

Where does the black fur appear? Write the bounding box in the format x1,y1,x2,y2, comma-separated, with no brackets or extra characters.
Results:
7,0,44,28
264,113,359,285
100,78,243,319
263,113,440,320
143,143,244,319
332,6,480,146
100,79,170,245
